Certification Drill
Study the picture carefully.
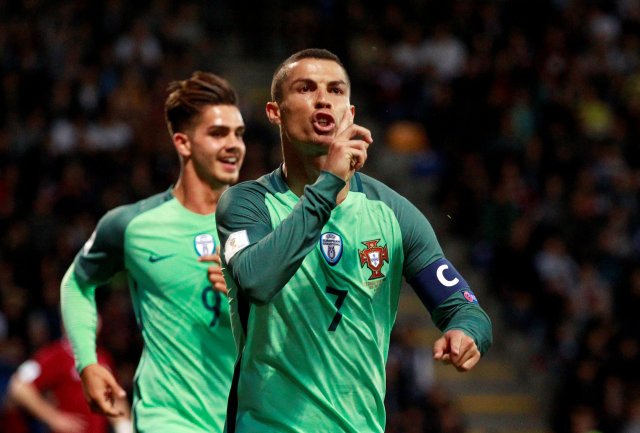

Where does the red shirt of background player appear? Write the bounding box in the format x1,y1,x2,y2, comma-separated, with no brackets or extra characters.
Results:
16,338,115,433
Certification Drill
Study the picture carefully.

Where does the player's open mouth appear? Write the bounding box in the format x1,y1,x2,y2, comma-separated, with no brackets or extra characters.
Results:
312,112,335,133
219,157,240,170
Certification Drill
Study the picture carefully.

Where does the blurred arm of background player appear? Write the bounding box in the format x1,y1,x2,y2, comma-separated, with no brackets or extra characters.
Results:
9,371,87,433
8,345,132,433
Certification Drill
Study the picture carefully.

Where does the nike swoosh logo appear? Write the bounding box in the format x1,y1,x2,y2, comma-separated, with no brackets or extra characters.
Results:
148,253,176,263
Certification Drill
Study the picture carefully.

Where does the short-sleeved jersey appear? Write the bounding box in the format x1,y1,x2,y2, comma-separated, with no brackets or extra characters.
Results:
15,339,113,433
63,189,235,433
216,167,488,433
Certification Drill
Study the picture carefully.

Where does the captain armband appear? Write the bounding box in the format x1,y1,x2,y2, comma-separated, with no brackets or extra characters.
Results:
408,258,478,312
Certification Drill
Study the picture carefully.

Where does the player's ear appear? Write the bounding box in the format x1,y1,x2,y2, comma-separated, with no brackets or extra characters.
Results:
173,132,191,157
266,101,281,125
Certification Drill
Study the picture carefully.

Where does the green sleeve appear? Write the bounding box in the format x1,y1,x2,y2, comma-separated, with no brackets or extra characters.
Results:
357,174,443,277
60,206,129,372
431,291,493,355
358,174,492,355
393,196,443,278
216,171,345,305
72,208,128,284
60,264,99,372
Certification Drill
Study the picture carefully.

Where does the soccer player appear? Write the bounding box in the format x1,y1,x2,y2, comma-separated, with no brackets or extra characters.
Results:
8,335,131,433
216,48,493,433
60,71,245,433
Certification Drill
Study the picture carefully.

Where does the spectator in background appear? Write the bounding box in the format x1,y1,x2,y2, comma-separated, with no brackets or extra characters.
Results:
6,330,131,433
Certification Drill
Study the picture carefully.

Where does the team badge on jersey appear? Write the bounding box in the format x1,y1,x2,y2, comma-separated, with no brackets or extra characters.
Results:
359,239,389,280
320,232,343,266
194,234,215,256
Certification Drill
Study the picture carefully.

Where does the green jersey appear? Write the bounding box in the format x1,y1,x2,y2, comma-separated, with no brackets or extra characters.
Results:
61,189,235,433
216,167,492,433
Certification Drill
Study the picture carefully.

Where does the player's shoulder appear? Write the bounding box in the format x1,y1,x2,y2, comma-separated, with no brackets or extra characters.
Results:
354,172,429,226
224,178,268,195
354,172,406,202
98,189,173,230
221,168,284,204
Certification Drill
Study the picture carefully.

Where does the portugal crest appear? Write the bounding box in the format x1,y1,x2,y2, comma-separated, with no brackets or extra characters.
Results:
194,234,215,256
359,239,389,280
320,232,343,266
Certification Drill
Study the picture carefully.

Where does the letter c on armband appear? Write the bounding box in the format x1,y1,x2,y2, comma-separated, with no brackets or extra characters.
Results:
436,264,459,287
408,258,470,312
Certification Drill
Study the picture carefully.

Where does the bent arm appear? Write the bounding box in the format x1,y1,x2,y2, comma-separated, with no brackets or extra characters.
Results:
391,194,492,355
8,375,65,427
8,369,87,432
217,172,345,304
431,293,493,355
408,261,493,355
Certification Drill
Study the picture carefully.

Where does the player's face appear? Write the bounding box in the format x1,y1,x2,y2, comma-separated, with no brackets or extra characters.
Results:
267,58,354,156
187,104,245,188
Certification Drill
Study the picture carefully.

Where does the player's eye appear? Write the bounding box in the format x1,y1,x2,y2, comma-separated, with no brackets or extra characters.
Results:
210,128,229,138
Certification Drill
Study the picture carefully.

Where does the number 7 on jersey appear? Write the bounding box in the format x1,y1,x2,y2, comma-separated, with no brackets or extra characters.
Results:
325,286,348,332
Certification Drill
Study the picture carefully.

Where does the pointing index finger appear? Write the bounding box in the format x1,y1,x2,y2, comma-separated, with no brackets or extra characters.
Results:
337,122,373,144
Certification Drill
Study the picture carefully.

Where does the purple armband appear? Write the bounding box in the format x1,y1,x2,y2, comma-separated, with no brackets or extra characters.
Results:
408,258,475,312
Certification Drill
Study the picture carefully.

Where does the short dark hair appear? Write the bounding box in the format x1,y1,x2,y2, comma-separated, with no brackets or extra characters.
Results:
270,48,350,103
165,71,238,135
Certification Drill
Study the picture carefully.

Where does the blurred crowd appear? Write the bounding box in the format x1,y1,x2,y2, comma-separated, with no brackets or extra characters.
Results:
1,0,640,432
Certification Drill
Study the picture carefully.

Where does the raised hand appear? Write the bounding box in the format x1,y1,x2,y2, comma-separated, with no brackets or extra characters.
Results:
322,109,373,182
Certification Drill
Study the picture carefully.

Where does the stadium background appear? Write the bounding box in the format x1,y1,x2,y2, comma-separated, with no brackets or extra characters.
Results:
1,0,639,432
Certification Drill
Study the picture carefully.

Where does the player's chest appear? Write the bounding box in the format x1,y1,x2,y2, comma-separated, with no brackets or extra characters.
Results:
124,223,219,284
314,216,401,295
277,201,402,296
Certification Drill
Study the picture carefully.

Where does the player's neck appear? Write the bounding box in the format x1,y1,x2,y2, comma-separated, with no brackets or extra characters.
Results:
282,153,350,204
172,175,226,215
336,182,350,204
281,147,324,196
